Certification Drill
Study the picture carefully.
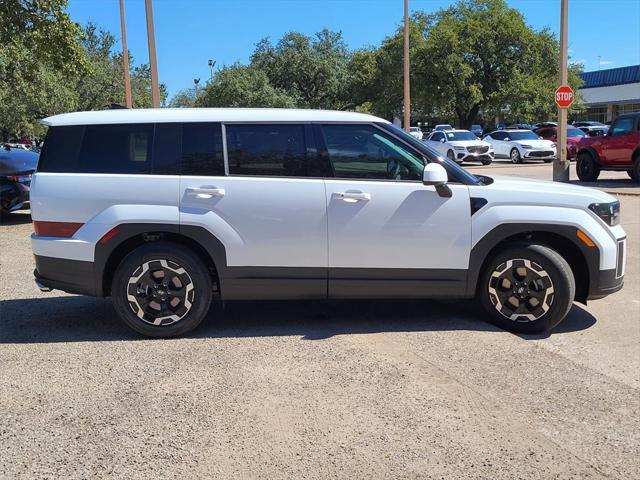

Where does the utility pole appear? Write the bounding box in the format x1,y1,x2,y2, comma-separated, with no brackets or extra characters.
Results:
403,0,410,132
119,0,132,108
145,0,161,108
553,0,570,182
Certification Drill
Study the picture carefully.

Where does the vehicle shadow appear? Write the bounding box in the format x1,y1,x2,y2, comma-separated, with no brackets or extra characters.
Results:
569,178,639,191
0,211,32,225
0,295,597,344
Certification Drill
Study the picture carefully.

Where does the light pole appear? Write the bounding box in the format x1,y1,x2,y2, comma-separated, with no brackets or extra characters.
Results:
208,59,216,81
119,0,132,108
193,78,200,97
403,0,411,132
145,0,161,108
553,0,570,182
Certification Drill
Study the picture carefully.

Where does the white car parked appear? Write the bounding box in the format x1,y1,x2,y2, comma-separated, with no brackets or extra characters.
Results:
30,108,626,338
409,126,423,140
434,124,454,131
425,129,494,165
483,129,556,163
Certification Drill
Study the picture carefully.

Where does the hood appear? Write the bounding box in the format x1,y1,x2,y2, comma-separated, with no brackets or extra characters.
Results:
512,139,555,149
0,148,39,175
470,175,615,209
448,140,491,147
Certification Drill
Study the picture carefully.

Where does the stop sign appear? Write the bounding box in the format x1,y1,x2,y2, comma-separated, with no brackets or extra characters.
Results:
555,85,574,108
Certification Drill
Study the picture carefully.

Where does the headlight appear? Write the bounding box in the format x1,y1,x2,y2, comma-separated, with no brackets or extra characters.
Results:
520,144,533,149
589,201,620,226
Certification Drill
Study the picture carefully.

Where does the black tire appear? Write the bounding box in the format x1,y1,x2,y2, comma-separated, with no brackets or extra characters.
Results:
112,241,213,338
510,148,522,164
629,158,640,182
481,158,492,165
543,158,553,163
478,244,575,334
447,150,455,161
576,152,600,182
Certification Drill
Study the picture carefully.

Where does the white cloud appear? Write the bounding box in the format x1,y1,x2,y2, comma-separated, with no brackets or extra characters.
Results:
600,60,614,65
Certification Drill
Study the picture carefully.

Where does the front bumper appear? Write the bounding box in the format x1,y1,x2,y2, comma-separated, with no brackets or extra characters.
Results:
456,151,494,163
587,237,626,300
523,149,556,160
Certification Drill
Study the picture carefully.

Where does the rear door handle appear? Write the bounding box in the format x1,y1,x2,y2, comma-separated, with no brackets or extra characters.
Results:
336,191,371,202
186,186,226,198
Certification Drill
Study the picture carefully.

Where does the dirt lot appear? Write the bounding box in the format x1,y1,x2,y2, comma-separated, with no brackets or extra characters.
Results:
1,173,639,479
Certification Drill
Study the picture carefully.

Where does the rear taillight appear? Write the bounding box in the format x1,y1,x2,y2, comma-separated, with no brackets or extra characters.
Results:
33,221,83,237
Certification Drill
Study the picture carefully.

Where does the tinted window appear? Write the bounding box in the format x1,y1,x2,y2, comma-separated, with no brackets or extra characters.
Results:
226,124,316,177
38,126,84,172
446,131,477,141
321,124,423,181
491,132,506,140
77,124,153,174
508,131,538,140
181,123,224,175
610,118,634,136
431,132,445,142
152,123,181,175
538,129,554,138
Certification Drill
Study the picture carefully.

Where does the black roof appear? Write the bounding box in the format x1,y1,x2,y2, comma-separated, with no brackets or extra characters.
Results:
580,65,640,89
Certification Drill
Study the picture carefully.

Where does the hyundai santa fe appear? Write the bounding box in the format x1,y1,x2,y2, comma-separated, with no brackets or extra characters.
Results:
31,108,626,337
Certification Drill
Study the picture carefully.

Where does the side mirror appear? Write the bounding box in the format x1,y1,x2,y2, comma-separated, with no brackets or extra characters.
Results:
440,138,445,143
539,136,543,140
423,163,452,198
503,137,510,141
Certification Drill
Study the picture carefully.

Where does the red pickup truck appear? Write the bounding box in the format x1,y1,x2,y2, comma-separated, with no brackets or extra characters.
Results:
576,112,640,182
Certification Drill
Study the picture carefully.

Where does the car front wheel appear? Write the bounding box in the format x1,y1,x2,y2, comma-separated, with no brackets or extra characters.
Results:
478,244,575,334
112,242,213,337
576,152,600,182
510,148,522,164
629,158,640,182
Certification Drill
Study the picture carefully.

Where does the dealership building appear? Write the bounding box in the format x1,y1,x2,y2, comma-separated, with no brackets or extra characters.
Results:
577,65,640,122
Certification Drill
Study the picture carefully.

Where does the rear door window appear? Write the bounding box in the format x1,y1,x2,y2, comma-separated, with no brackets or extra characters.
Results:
180,123,224,176
226,124,328,177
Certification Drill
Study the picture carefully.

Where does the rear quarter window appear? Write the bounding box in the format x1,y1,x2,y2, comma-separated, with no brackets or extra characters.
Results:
38,126,85,173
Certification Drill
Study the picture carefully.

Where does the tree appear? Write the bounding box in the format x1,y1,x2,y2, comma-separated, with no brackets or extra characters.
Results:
413,0,583,127
0,0,86,140
196,64,296,108
169,88,199,108
251,29,353,109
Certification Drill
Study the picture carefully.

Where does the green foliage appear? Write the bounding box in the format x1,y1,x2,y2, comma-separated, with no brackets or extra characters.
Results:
196,65,296,108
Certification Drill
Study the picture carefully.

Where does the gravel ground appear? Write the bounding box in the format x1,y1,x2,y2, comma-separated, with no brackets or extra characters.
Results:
1,190,639,479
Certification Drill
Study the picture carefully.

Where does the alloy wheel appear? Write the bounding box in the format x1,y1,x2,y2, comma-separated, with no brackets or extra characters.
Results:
126,259,195,326
487,258,554,322
510,149,521,163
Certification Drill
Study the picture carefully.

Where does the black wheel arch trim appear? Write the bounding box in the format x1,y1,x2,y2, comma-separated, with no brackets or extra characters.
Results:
94,223,228,297
467,223,601,302
577,146,601,165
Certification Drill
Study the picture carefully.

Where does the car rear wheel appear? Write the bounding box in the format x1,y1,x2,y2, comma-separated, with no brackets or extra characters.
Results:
112,242,213,338
510,148,522,164
478,244,575,334
576,152,600,182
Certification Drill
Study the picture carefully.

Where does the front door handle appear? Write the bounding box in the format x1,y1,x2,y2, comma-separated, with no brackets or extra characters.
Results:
186,186,226,198
335,191,371,202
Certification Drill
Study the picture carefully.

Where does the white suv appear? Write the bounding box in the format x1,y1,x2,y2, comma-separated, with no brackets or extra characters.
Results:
425,129,494,165
31,108,626,337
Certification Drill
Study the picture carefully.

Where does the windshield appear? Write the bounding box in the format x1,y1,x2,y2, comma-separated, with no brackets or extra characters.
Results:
507,131,538,140
379,123,482,186
445,131,478,141
436,125,453,131
567,128,586,137
410,127,420,132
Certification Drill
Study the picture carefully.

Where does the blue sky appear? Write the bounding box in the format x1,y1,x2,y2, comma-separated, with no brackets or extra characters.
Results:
67,0,640,98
